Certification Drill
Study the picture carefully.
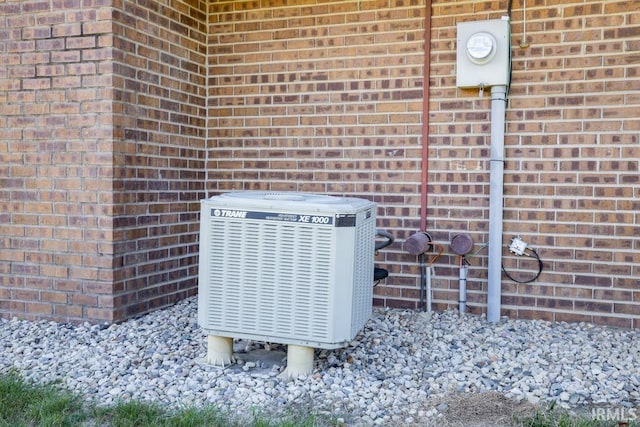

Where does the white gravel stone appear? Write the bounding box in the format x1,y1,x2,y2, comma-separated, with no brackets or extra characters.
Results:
1,297,639,423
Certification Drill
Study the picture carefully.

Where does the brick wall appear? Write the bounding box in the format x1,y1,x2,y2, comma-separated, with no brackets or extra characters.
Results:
207,0,640,328
427,0,639,328
2,0,638,327
0,0,117,321
517,0,639,326
0,0,206,322
110,0,207,320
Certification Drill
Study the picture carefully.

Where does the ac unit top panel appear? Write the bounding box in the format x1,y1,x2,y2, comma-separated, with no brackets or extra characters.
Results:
206,191,374,214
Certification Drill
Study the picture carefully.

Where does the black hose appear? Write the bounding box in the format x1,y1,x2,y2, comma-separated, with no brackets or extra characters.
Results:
502,247,543,284
375,229,395,251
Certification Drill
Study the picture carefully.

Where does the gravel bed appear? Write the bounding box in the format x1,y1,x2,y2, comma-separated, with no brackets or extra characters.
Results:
1,297,639,425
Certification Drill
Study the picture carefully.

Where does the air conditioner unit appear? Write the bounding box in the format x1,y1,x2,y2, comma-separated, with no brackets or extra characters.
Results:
198,191,376,350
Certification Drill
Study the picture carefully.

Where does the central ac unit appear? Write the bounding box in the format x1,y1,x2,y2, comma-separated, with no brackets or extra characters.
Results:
198,191,376,350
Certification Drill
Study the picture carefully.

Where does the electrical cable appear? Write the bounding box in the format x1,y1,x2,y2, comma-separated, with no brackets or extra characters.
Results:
465,242,489,259
501,247,543,283
427,242,444,265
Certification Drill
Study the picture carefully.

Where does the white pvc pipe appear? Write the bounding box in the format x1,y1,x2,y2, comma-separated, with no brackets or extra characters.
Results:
459,261,467,313
487,85,508,322
426,265,432,313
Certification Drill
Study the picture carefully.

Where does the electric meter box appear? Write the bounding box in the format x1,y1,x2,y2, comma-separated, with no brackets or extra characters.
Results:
456,18,511,89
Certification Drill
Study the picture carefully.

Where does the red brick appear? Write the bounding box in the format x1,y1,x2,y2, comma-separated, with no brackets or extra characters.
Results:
83,307,113,322
26,302,53,315
70,293,98,306
54,304,83,319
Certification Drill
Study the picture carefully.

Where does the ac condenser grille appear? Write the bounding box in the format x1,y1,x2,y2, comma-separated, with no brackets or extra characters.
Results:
204,219,334,342
351,217,376,336
198,192,376,349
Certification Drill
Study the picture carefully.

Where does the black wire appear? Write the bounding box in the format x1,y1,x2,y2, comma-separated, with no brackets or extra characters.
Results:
505,0,514,97
502,247,543,284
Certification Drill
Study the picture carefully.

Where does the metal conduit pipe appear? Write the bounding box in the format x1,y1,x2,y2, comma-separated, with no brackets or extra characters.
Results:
487,85,508,322
451,233,473,313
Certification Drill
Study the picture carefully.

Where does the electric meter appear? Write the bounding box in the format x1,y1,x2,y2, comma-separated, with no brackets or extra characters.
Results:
466,32,497,63
456,19,511,89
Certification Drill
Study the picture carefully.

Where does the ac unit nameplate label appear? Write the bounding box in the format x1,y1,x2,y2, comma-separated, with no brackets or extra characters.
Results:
212,209,345,226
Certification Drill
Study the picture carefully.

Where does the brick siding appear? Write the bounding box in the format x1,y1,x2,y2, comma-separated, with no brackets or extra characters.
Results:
1,0,117,321
207,0,639,328
0,0,207,322
1,0,638,327
109,0,207,320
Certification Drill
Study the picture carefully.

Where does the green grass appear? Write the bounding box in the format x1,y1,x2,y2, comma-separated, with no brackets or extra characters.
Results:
0,371,329,427
89,400,235,427
0,371,86,427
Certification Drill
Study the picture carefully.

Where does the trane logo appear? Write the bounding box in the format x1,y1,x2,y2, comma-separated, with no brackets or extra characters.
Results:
213,209,247,218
